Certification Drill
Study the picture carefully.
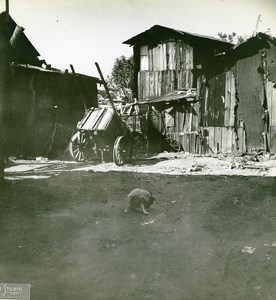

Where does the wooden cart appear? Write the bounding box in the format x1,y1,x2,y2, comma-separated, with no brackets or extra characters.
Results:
68,106,136,165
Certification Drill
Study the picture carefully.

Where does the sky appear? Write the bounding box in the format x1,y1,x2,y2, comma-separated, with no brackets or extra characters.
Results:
2,0,276,77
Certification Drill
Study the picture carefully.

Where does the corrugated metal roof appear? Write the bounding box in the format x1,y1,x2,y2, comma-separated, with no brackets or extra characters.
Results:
140,89,198,105
124,24,233,46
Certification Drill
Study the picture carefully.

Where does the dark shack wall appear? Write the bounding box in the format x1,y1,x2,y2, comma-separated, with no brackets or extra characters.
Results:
235,53,265,152
197,70,238,155
200,72,226,127
5,67,98,158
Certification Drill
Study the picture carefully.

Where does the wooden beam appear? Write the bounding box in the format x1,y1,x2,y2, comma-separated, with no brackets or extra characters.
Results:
95,62,119,117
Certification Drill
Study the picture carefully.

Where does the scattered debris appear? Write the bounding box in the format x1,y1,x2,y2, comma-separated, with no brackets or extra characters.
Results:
264,242,276,248
141,220,155,225
241,246,256,254
189,163,205,172
36,157,49,162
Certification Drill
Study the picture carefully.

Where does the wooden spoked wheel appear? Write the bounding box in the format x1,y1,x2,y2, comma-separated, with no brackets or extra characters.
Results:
113,135,131,166
165,137,183,152
69,132,90,162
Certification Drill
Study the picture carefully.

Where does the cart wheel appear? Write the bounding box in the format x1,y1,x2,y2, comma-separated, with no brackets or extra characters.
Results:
69,132,89,161
113,135,131,166
165,137,183,152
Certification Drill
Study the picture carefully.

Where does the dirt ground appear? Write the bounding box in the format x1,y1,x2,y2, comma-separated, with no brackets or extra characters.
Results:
1,154,276,299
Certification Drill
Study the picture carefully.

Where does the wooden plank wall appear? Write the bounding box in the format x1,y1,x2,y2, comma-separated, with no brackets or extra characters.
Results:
200,72,226,127
266,80,276,153
138,42,246,155
138,41,193,100
224,70,235,127
198,126,238,154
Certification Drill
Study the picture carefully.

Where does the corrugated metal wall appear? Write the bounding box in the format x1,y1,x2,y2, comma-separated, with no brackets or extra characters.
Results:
235,54,265,152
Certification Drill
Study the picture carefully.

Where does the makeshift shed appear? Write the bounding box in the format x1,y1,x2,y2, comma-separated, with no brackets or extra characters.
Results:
0,11,100,158
5,64,99,158
125,25,276,155
198,33,276,154
124,25,232,153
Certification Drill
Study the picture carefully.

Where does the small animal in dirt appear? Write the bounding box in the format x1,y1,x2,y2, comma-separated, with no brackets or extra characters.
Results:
124,188,155,215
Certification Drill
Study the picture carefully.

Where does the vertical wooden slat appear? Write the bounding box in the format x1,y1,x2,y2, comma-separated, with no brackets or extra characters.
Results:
267,80,276,127
175,42,180,72
145,72,150,100
149,72,154,98
157,71,161,97
192,102,200,131
148,47,152,71
159,44,164,71
153,72,158,97
237,125,246,154
162,43,167,70
273,85,276,127
229,71,236,126
208,127,215,154
215,127,222,153
270,126,276,154
224,71,231,126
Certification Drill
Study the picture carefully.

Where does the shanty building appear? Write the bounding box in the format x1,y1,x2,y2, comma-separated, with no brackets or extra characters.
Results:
0,12,100,158
197,32,276,155
124,25,276,155
124,25,233,153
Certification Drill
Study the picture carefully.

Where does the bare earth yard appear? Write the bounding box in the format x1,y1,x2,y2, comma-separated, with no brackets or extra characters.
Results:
1,154,276,299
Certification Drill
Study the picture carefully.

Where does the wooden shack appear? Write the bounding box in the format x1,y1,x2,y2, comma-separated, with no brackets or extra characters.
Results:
199,33,276,154
1,12,100,158
125,25,276,155
124,25,233,153
6,64,99,158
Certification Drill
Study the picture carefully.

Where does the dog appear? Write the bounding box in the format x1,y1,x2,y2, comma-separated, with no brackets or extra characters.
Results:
124,188,155,215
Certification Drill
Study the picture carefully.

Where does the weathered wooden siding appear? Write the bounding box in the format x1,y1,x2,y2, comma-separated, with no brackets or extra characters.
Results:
200,72,226,127
267,80,276,153
224,70,236,127
136,36,276,155
138,41,193,100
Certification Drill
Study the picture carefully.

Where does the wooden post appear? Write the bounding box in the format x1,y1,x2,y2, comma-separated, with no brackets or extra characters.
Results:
95,62,119,117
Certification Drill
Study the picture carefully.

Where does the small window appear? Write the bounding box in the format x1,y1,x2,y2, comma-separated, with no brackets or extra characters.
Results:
140,45,149,71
